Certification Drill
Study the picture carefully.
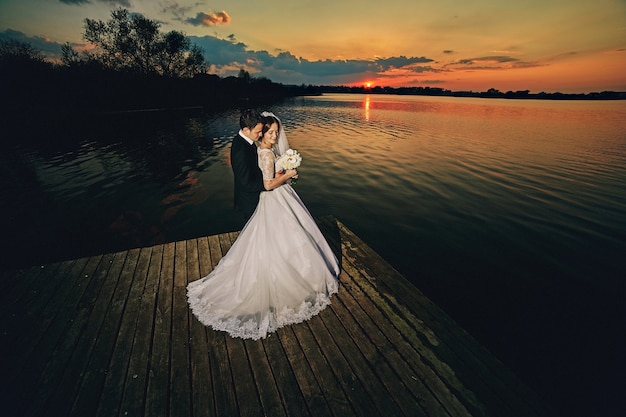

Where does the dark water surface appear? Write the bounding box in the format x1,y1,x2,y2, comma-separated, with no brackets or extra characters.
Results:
2,94,625,416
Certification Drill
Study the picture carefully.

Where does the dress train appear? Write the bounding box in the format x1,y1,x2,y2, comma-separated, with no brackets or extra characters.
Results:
187,184,339,340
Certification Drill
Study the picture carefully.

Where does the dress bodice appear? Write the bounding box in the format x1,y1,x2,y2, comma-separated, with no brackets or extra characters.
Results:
258,148,280,180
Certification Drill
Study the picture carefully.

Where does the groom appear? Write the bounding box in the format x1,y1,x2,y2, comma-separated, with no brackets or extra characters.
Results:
231,109,265,227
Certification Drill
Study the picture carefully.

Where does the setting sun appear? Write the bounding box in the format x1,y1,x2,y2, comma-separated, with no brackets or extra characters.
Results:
364,81,373,88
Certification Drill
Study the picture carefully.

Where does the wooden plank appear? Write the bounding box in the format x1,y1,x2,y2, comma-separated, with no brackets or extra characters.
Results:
169,241,192,417
1,260,74,368
329,292,427,417
290,320,354,417
187,237,215,417
256,327,310,417
0,261,66,353
218,231,234,259
0,261,62,321
22,255,102,416
315,304,405,417
118,244,164,417
69,250,129,417
2,260,78,417
207,233,223,267
41,252,121,417
205,234,239,417
145,242,175,417
94,247,151,417
304,312,383,417
0,263,56,417
244,338,288,417
277,326,332,417
207,328,238,417
67,247,137,416
225,337,264,417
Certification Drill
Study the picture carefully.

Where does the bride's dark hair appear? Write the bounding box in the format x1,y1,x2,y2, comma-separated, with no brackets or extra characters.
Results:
261,115,280,135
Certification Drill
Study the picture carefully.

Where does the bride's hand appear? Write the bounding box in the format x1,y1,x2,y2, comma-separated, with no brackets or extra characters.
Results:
287,169,298,179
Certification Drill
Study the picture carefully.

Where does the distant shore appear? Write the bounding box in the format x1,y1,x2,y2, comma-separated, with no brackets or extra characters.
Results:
286,84,626,100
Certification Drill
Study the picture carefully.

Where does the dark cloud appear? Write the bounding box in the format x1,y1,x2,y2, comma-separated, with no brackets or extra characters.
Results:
186,11,231,27
189,34,438,85
271,51,303,70
291,57,378,77
59,0,132,6
443,50,454,54
476,56,519,63
161,1,195,21
375,56,433,70
510,61,544,69
445,55,544,71
456,56,520,65
0,29,65,57
405,65,439,74
190,35,249,65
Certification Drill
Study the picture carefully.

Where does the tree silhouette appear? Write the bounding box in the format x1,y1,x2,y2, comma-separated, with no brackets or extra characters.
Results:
0,39,46,64
68,7,206,77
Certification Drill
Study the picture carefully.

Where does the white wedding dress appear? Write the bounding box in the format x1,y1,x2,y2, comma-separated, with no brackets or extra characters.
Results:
187,147,340,340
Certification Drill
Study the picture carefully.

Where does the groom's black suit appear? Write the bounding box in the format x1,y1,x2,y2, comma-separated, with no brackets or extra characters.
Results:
231,133,265,225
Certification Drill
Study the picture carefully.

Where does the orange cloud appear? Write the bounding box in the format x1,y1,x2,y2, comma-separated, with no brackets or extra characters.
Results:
187,11,231,27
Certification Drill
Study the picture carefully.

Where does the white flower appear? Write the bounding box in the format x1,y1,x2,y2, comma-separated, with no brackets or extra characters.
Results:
277,149,302,170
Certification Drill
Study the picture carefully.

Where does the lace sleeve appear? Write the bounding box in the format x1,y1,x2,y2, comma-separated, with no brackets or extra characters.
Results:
258,150,276,180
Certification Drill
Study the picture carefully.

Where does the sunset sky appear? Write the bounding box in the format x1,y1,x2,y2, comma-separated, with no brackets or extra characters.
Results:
1,0,625,93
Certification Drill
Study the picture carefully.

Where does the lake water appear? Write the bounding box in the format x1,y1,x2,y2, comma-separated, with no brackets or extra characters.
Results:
2,94,625,416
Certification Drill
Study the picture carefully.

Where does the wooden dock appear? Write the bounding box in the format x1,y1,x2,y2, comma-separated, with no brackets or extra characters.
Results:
0,217,556,417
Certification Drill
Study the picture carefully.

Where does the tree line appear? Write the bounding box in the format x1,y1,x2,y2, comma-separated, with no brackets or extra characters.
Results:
303,85,625,100
0,8,290,117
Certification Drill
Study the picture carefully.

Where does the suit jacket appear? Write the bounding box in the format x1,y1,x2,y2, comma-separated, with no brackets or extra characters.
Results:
231,133,265,221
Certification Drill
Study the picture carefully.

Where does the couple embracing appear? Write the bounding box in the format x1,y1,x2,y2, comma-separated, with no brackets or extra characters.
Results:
187,109,340,340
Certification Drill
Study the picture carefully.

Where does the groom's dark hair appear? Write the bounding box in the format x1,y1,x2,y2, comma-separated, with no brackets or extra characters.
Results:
240,109,263,130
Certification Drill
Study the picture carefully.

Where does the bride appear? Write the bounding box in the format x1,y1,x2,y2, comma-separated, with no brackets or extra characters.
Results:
187,112,340,340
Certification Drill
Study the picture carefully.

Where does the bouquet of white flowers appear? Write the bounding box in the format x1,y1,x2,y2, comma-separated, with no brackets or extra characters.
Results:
277,149,302,169
277,149,302,184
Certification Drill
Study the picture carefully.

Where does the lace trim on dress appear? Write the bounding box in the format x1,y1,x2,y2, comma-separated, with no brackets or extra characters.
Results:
187,287,338,340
